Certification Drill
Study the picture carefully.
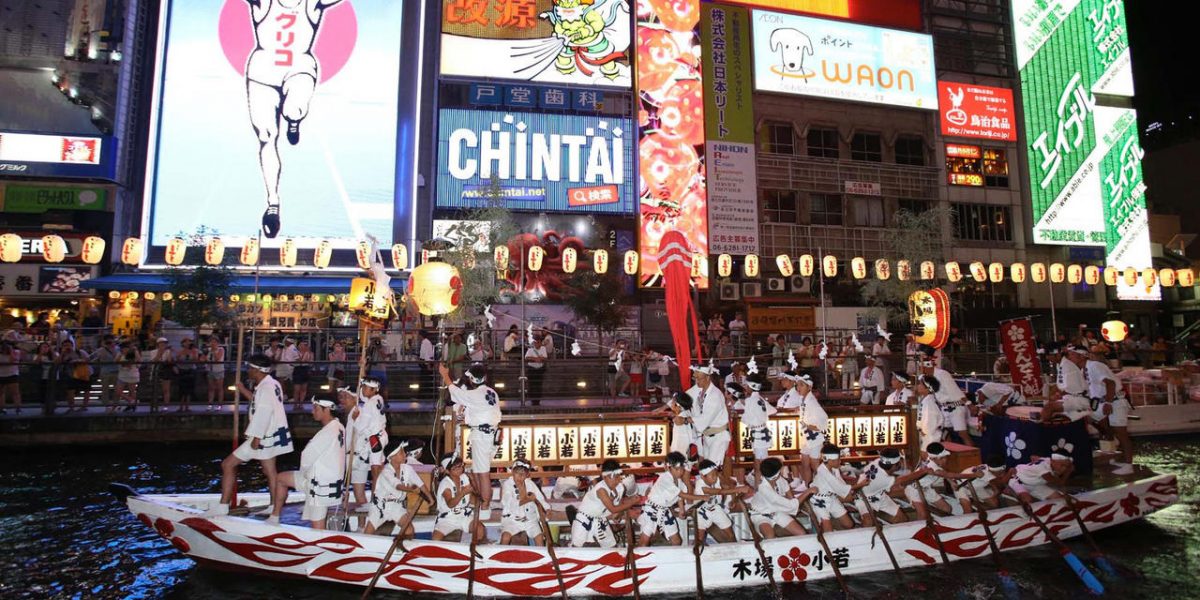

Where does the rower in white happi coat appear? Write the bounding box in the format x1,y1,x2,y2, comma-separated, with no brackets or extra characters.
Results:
809,444,857,531
365,439,432,536
975,381,1025,416
439,362,501,517
346,378,388,506
915,375,946,452
1042,346,1092,423
853,449,922,526
499,459,552,546
212,353,293,516
688,364,730,467
432,454,486,541
922,356,973,447
637,451,707,546
732,373,775,463
903,442,961,519
952,455,1012,512
885,372,915,406
1009,451,1074,502
748,457,816,538
569,459,642,548
692,459,750,543
858,356,886,405
269,397,345,528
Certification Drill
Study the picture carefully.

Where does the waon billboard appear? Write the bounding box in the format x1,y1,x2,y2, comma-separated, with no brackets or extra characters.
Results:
937,82,1017,142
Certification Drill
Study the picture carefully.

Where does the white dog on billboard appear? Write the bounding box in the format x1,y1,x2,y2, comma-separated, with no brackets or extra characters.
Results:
769,28,813,80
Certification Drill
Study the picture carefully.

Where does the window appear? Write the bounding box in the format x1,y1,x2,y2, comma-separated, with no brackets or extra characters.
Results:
763,189,799,223
761,121,796,155
895,136,926,166
953,203,1012,242
810,194,843,225
853,197,885,227
983,148,1010,187
899,199,932,214
807,127,839,159
947,145,1009,188
1072,283,1097,303
851,132,883,162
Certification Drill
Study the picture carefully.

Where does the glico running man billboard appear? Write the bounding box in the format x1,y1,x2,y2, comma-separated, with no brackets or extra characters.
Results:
436,108,635,214
142,0,403,257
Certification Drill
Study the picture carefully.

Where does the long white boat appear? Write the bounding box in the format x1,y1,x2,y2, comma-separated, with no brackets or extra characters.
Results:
116,470,1178,597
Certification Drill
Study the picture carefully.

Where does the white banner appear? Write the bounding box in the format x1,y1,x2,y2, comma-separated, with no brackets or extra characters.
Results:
707,141,760,255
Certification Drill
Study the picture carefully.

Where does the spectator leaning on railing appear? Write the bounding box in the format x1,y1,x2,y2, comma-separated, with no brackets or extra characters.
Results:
0,340,21,414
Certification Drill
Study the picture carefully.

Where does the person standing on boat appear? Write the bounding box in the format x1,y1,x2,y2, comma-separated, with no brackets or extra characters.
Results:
432,455,486,541
885,372,914,406
903,442,968,519
774,370,803,410
499,459,552,546
268,397,345,528
1041,346,1092,423
637,451,707,547
439,362,501,518
692,459,750,543
210,354,293,517
688,364,730,467
748,457,816,538
952,455,1012,512
853,449,923,526
732,374,775,475
347,377,388,509
652,391,696,456
810,444,858,531
364,439,431,536
785,373,827,484
569,459,642,548
1086,345,1135,476
921,356,973,447
1009,451,1074,503
915,375,945,453
858,356,886,405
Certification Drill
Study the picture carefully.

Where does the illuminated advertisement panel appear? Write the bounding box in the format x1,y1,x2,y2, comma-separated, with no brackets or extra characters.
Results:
937,82,1017,141
719,0,922,30
636,0,708,288
0,131,115,180
435,108,635,214
440,0,631,88
751,9,936,110
142,0,403,259
1012,0,1154,299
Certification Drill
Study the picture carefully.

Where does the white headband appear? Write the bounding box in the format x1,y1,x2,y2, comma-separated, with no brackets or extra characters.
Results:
879,455,902,466
511,459,532,471
822,451,841,460
698,465,718,476
312,398,335,409
360,378,381,388
247,362,271,373
602,467,623,476
1051,452,1073,462
387,440,409,458
928,448,951,459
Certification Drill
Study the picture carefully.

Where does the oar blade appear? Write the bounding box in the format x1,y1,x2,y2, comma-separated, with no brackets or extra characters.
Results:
1062,550,1105,595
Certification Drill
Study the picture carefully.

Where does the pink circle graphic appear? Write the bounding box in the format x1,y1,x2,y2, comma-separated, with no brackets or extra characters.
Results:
218,0,357,84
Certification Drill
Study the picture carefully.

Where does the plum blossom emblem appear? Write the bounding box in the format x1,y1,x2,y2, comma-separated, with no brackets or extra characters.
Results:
1120,492,1141,517
776,547,812,582
1004,432,1026,460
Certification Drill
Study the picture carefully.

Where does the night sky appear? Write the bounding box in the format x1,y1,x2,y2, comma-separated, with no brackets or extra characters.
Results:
1127,2,1199,131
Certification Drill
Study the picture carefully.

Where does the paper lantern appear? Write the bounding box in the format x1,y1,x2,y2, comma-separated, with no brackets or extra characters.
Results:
108,290,120,300
909,288,951,349
127,291,139,301
1142,268,1157,287
204,237,225,266
1067,264,1083,285
164,237,186,266
278,294,290,303
1049,263,1066,283
230,294,241,303
0,233,22,263
1085,265,1101,286
280,238,298,267
1159,268,1177,287
798,254,815,277
623,250,639,275
988,262,1004,283
1178,268,1196,287
875,258,891,280
969,261,986,283
1030,262,1047,283
691,252,705,278
310,294,321,303
920,261,936,281
945,262,963,283
355,240,372,270
562,247,578,273
850,257,866,279
161,292,173,301
1101,320,1129,343
313,239,333,269
42,234,67,263
81,236,105,265
528,245,545,272
1122,267,1137,287
391,243,408,270
493,245,509,271
1103,267,1118,287
822,255,838,278
717,254,733,278
240,238,260,266
776,254,794,277
1010,263,1027,283
146,292,158,301
897,260,911,281
405,262,462,316
593,248,609,274
744,254,760,277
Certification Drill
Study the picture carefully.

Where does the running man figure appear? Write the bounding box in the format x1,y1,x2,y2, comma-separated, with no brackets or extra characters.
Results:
244,0,345,238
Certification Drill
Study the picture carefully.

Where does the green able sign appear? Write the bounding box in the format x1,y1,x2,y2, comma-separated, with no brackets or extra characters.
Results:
3,185,107,213
702,4,755,145
1098,110,1147,256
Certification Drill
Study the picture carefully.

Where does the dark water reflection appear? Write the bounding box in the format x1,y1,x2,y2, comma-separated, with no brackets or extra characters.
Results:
1,438,1197,599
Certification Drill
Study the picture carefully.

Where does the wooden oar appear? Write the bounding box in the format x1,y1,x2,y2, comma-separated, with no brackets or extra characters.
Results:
536,510,569,600
624,513,642,600
1016,496,1105,595
329,425,357,532
466,494,485,599
913,484,950,564
361,495,427,599
737,497,780,598
854,489,902,578
957,480,1018,596
1063,495,1120,579
803,496,852,599
690,504,705,600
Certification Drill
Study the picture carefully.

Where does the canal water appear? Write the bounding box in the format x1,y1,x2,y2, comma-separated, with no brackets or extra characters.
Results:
1,437,1197,599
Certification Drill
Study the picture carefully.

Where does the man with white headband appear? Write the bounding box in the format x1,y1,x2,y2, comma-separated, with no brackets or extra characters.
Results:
922,354,973,447
885,372,914,407
1086,344,1134,475
652,391,696,456
569,459,642,548
440,362,501,518
1041,345,1092,423
952,455,1012,512
432,454,486,541
688,364,731,467
693,458,750,543
346,378,388,510
748,457,817,538
853,448,924,526
637,452,708,547
858,356,886,405
810,444,858,532
500,459,552,546
775,369,804,410
915,375,945,453
210,354,292,516
269,396,345,528
732,374,776,473
904,442,972,519
365,439,432,536
787,372,828,483
1010,450,1074,503
975,381,1025,416
405,438,426,466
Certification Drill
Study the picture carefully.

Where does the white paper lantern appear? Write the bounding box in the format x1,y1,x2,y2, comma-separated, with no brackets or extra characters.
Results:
280,238,297,268
313,239,333,269
81,236,105,265
562,247,578,274
744,254,760,278
240,238,260,266
0,233,23,263
164,237,186,266
204,238,225,266
850,257,867,279
391,243,408,270
798,254,815,277
42,234,67,263
623,250,639,275
776,254,794,277
593,248,609,274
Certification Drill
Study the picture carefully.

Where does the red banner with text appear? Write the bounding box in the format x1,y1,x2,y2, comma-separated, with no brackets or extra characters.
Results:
999,318,1043,397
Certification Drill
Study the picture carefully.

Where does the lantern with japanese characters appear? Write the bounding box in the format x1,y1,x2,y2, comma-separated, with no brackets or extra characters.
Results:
823,255,838,278
0,233,21,263
81,236,105,265
204,238,225,266
849,257,865,279
41,234,67,263
1160,268,1177,287
593,248,609,274
623,250,638,275
527,245,545,272
405,261,462,317
350,277,391,319
691,252,706,278
969,261,986,282
1142,268,1157,287
1123,267,1138,287
1178,268,1196,287
744,254,760,277
280,238,298,268
920,260,936,281
717,253,732,278
1101,320,1129,343
313,239,333,269
1085,265,1101,286
562,247,578,274
1103,267,1118,286
240,237,260,266
1049,263,1066,283
1067,264,1083,285
494,245,510,273
355,240,371,270
776,254,794,277
945,261,963,283
988,262,1004,283
897,260,911,281
1011,263,1027,283
1031,262,1047,283
875,258,891,280
164,237,186,266
391,243,408,270
909,287,951,349
795,254,812,277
